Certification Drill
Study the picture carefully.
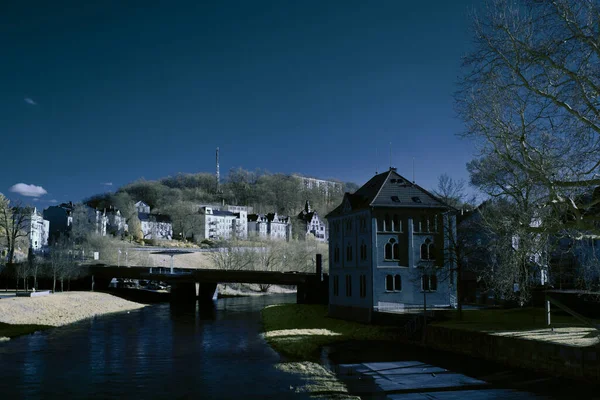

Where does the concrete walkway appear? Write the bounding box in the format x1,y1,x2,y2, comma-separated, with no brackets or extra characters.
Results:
337,361,547,399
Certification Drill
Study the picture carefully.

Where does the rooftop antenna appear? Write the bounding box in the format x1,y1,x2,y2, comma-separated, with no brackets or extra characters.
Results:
375,147,378,175
412,157,415,183
389,142,392,169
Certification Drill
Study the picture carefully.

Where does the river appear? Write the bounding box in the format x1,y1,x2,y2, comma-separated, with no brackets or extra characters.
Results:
0,294,593,399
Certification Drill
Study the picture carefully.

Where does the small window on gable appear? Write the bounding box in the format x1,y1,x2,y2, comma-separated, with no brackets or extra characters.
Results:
391,196,400,202
390,179,397,183
412,196,422,203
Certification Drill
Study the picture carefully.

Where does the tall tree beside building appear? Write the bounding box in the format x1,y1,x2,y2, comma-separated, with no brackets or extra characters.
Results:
456,0,600,232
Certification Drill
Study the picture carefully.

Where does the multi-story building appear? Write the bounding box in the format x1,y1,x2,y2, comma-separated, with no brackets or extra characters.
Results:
326,167,456,323
43,202,75,242
24,207,50,251
248,213,292,241
198,206,247,240
105,206,128,236
292,175,343,197
297,201,327,242
135,201,173,240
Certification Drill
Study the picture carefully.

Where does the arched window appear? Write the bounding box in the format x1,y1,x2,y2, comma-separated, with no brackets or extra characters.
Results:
393,215,400,232
393,240,400,260
420,239,435,260
386,275,394,291
385,214,391,231
385,238,396,260
394,274,402,291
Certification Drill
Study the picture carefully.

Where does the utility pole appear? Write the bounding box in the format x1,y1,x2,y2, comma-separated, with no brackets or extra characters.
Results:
216,147,221,193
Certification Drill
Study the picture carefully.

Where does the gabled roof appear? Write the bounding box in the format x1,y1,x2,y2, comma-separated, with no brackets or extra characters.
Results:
326,168,450,218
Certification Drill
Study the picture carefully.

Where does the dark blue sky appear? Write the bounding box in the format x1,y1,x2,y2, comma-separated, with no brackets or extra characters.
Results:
1,0,480,206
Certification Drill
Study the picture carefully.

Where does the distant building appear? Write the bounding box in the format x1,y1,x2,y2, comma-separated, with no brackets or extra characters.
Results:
297,201,327,242
292,175,343,197
43,202,75,242
24,207,50,252
135,201,173,240
105,207,128,236
326,167,456,323
248,213,292,241
198,206,247,240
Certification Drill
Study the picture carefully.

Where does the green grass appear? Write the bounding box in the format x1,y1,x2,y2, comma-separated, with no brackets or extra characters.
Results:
0,322,52,339
261,304,400,361
433,307,590,332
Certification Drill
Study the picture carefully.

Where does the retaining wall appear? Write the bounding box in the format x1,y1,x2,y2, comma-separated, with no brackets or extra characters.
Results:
425,325,600,382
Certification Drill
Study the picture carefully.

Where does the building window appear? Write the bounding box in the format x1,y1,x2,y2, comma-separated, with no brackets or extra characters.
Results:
394,274,402,291
422,274,438,291
378,218,384,231
393,215,401,232
385,214,391,232
359,275,367,298
346,244,353,262
385,274,402,291
360,241,367,261
420,239,435,260
385,274,394,291
334,245,340,263
333,276,339,296
385,238,399,260
413,218,419,233
346,275,352,297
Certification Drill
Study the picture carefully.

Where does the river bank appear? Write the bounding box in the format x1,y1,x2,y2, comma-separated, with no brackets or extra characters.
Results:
0,291,146,340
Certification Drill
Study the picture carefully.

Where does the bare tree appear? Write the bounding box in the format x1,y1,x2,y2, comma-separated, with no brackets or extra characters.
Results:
432,174,467,209
209,241,255,271
0,195,30,264
457,0,600,232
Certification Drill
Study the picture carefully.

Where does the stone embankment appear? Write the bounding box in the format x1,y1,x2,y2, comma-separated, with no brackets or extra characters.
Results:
0,292,145,334
424,325,600,382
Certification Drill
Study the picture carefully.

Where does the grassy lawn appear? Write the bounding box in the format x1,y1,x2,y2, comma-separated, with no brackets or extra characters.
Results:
0,322,52,339
433,307,590,331
261,304,400,361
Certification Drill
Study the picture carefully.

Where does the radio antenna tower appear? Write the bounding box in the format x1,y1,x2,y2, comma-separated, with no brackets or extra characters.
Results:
216,147,220,193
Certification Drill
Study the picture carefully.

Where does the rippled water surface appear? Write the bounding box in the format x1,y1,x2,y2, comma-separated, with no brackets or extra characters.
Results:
0,294,311,400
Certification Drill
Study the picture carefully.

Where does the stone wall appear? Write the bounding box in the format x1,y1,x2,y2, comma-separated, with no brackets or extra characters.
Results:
425,325,600,382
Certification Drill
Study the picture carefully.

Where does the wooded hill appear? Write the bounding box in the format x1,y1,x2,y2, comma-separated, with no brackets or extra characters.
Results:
85,168,358,241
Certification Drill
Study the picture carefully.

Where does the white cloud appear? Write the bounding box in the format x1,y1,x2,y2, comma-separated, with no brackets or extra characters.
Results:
49,199,57,204
24,97,37,105
9,183,48,197
102,182,113,186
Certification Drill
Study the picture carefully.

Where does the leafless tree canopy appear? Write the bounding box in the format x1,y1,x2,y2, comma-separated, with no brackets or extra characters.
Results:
457,0,600,232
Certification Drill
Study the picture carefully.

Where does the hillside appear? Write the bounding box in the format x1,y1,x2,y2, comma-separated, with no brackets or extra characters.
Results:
85,168,358,241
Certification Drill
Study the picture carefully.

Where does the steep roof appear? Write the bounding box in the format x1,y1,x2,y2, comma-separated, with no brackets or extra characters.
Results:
326,168,450,218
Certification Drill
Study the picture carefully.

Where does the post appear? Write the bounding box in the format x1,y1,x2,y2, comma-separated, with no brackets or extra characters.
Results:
316,254,322,281
546,298,551,327
91,275,95,292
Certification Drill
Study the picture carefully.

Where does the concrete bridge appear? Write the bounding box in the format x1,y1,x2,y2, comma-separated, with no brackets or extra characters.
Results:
86,259,328,304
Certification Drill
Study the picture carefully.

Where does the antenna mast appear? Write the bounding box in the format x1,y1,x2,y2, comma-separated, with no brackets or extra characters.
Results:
216,147,220,193
389,142,392,168
375,147,378,174
412,157,415,183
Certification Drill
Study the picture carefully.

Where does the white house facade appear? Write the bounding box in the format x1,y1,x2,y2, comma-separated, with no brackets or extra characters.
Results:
326,168,456,323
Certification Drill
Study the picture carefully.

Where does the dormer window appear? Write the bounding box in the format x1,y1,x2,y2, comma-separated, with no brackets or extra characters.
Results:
391,196,400,202
412,196,422,203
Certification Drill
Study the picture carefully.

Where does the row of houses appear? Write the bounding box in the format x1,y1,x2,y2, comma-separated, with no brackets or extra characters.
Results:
25,199,328,250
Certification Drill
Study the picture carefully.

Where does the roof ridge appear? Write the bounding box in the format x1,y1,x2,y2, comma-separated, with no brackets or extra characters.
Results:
369,170,393,206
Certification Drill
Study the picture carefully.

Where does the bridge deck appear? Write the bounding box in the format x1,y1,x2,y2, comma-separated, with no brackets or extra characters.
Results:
87,264,314,285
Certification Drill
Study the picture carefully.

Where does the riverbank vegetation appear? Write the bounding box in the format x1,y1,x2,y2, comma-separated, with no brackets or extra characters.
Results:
261,304,400,361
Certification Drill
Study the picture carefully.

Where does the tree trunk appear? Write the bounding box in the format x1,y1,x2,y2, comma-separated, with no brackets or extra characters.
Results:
53,274,56,293
61,279,64,292
457,264,463,321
